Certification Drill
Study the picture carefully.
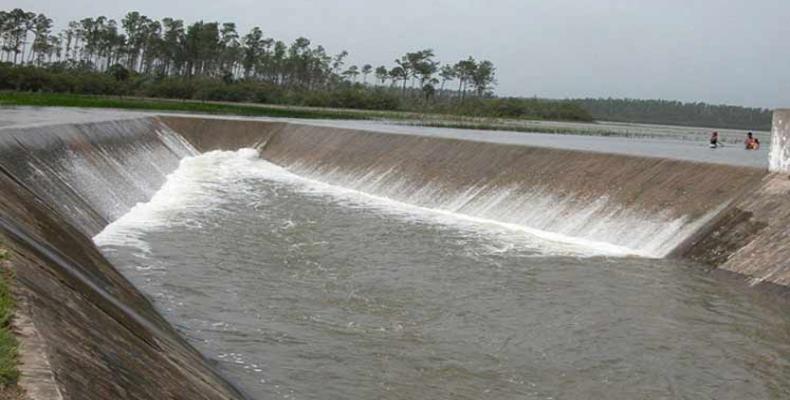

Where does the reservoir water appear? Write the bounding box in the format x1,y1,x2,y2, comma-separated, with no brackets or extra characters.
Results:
95,149,790,399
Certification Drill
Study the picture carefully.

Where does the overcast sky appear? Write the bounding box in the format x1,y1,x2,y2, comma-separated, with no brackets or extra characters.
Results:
4,0,789,108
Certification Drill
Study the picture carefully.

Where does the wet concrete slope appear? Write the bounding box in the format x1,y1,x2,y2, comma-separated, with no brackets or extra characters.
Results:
0,118,196,237
676,109,790,287
160,115,285,153
0,117,245,399
254,122,766,257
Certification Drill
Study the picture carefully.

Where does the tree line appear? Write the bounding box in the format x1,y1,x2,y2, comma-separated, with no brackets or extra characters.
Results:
0,8,496,100
570,98,773,131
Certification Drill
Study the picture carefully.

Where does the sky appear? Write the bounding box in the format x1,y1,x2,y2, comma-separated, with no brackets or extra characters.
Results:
4,0,790,108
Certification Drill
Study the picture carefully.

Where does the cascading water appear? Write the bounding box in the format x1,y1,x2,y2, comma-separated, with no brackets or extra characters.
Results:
0,118,197,235
259,124,766,259
277,158,725,257
96,149,636,257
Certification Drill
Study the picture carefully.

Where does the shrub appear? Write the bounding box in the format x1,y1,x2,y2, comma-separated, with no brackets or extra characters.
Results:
143,79,196,99
0,250,19,386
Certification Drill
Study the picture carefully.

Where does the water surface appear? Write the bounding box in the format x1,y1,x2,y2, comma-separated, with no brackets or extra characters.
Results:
96,150,790,399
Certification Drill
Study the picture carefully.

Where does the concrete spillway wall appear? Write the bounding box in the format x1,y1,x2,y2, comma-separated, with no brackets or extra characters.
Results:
0,118,195,236
0,113,787,398
675,109,790,286
0,118,246,399
257,122,766,256
770,110,790,173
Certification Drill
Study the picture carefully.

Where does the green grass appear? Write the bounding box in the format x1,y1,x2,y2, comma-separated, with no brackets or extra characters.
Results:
0,91,373,120
0,247,19,387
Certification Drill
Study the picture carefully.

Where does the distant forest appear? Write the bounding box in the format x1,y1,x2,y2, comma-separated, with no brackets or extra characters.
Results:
0,8,773,128
571,98,773,131
0,7,598,121
0,9,500,94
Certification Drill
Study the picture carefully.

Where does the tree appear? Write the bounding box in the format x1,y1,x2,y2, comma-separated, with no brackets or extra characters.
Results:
472,60,496,96
1,9,35,64
422,78,438,101
390,65,408,91
343,64,359,83
139,19,162,74
63,20,81,61
454,57,478,99
331,50,347,75
394,57,411,93
271,40,286,84
183,21,220,77
46,34,62,63
29,13,53,65
374,65,388,86
242,27,264,78
219,22,240,77
286,37,312,88
361,64,372,84
409,49,437,88
100,20,126,71
122,12,146,70
161,18,185,76
439,64,455,93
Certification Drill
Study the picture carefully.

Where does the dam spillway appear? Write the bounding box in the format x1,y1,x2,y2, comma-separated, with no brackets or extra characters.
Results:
1,109,789,399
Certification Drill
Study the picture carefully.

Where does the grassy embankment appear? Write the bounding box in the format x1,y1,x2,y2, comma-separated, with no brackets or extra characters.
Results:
0,91,373,120
0,246,22,399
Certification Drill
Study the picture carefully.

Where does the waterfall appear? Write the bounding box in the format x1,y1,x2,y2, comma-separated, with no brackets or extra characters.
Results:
0,117,197,236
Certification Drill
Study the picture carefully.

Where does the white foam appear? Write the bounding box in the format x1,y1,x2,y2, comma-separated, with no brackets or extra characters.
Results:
95,148,716,258
94,149,261,252
278,156,722,257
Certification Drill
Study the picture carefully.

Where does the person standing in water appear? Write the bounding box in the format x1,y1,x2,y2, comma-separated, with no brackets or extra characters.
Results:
745,132,760,150
709,131,719,148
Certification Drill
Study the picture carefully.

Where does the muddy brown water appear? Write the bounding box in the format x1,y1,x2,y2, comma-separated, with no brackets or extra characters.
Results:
95,150,790,400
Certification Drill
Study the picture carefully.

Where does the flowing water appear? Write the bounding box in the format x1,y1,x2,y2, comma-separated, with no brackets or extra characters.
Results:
95,149,790,399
